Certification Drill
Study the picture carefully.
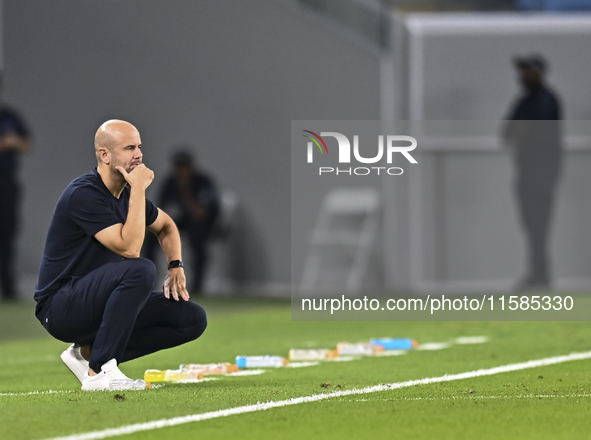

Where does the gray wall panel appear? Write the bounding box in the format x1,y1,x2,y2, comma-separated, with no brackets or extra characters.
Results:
3,0,380,293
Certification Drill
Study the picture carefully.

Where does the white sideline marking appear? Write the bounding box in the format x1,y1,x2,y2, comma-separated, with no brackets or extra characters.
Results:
39,350,591,440
226,370,265,376
349,393,591,402
0,390,74,397
287,362,319,368
417,342,451,351
456,336,489,345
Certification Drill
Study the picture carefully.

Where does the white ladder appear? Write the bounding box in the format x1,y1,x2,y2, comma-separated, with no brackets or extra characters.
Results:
300,188,380,293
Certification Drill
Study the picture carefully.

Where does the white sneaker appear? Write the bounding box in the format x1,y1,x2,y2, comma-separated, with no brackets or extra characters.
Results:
81,359,147,391
60,344,89,384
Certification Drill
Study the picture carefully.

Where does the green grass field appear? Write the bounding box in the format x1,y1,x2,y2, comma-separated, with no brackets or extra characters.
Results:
1,297,590,440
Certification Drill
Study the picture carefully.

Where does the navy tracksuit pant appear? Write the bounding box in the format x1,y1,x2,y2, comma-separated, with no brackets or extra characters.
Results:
0,176,18,299
41,258,207,372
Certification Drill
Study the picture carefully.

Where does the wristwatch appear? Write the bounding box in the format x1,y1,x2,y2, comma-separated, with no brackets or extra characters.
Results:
168,260,184,270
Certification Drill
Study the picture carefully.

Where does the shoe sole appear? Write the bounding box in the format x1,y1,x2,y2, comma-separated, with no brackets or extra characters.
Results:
81,381,147,391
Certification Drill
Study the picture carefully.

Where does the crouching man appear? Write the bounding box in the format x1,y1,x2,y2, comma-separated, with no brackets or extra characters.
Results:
34,119,207,391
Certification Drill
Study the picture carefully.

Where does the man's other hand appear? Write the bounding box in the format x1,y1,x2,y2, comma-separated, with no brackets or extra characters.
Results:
116,164,154,191
162,268,190,301
0,133,29,152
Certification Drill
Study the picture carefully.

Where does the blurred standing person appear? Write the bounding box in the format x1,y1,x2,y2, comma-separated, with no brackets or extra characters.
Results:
503,54,562,291
0,77,30,301
145,149,219,294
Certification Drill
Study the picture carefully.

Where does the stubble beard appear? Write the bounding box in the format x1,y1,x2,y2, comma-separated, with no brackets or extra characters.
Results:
109,159,129,184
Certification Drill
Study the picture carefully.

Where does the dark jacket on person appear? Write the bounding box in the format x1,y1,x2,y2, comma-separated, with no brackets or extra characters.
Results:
505,84,562,180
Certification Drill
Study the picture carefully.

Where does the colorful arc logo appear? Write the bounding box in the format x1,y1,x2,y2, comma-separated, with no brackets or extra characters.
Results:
302,130,328,154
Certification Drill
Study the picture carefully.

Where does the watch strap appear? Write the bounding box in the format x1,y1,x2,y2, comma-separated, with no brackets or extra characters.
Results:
168,260,184,269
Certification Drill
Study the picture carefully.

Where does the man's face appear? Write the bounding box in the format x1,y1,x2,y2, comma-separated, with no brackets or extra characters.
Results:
519,66,541,89
110,128,143,174
174,162,193,182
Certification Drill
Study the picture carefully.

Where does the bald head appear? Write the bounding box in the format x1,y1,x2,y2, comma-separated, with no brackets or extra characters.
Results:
95,120,138,155
94,119,143,175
